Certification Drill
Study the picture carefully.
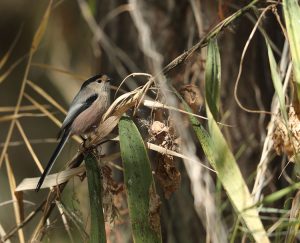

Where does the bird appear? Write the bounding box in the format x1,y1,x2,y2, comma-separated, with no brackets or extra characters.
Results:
36,74,111,191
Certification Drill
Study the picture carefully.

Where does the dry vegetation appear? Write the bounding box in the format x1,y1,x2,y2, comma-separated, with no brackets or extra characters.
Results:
1,0,300,242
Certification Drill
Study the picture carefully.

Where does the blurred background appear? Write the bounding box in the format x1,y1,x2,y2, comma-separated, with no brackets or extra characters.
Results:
0,0,289,242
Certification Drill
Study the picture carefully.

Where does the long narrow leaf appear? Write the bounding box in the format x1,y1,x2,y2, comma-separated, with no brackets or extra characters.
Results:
205,39,221,118
205,39,269,242
266,41,288,122
283,0,300,99
263,182,300,204
206,105,269,242
85,153,106,243
174,83,269,242
119,117,162,243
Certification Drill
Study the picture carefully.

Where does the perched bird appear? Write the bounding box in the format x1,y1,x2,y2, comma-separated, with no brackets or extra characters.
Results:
36,74,111,191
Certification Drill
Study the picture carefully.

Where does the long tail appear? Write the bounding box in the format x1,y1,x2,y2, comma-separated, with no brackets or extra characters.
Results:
36,130,70,191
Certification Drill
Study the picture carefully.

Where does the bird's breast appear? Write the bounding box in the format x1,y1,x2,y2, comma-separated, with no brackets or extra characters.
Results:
71,95,109,135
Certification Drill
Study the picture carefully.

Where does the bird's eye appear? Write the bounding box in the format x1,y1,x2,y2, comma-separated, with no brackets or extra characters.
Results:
97,79,102,83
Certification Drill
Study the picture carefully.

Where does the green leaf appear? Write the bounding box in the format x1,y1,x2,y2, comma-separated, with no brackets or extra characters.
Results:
283,0,300,100
262,182,300,204
205,39,221,119
203,37,269,242
85,153,106,243
173,85,270,242
119,117,162,243
206,105,269,242
171,86,216,168
266,41,288,122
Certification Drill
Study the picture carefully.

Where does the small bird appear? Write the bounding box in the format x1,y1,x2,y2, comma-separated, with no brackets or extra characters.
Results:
36,74,111,191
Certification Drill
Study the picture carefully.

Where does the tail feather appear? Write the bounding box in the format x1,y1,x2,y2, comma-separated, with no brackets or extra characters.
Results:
36,130,70,191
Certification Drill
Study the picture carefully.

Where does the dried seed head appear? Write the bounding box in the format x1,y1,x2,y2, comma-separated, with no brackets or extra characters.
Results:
273,107,300,161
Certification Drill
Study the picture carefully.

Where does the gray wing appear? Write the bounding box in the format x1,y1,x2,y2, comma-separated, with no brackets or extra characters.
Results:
59,88,98,136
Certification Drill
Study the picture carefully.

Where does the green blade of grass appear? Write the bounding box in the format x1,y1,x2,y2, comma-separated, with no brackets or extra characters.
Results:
204,39,269,242
262,182,300,204
119,117,162,243
283,0,300,100
85,153,106,243
266,40,288,122
205,39,221,119
175,89,269,241
205,106,269,242
173,84,269,242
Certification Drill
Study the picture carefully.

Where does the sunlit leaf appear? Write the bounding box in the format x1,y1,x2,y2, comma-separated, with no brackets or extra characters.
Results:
206,105,269,242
